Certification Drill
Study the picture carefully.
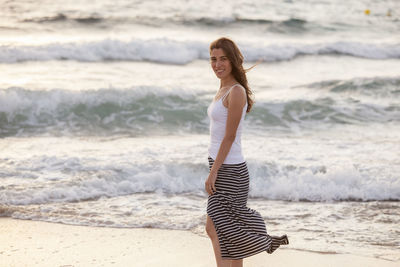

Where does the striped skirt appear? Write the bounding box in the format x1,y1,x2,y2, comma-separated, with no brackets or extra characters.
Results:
207,156,287,259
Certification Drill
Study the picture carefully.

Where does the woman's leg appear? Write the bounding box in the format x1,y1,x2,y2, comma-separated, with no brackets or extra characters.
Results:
230,259,243,267
206,215,231,267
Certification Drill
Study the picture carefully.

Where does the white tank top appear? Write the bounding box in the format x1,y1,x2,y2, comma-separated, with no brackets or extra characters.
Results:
207,84,248,164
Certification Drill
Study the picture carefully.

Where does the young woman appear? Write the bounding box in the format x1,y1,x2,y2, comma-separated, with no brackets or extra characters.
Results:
205,37,289,267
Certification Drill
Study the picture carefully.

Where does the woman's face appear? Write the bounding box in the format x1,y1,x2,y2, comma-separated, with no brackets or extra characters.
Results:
210,48,232,80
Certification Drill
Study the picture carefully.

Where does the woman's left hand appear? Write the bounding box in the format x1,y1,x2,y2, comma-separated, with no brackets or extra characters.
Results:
205,171,217,195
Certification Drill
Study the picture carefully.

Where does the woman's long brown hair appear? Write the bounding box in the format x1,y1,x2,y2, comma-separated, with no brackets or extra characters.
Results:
209,37,255,113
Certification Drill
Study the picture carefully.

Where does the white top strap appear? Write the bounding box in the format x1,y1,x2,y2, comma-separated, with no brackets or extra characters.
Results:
221,83,240,101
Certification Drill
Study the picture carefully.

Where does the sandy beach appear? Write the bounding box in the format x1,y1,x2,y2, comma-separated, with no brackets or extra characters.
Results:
0,218,398,267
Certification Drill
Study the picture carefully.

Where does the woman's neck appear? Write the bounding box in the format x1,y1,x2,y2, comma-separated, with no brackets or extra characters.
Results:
219,76,237,89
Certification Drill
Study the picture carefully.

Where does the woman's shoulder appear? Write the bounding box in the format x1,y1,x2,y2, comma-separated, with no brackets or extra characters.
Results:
226,84,247,106
229,84,246,97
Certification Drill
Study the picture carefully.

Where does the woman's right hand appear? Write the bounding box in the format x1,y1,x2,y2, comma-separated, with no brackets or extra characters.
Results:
205,171,217,195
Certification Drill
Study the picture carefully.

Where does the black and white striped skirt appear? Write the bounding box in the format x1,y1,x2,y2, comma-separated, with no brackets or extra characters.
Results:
207,156,286,259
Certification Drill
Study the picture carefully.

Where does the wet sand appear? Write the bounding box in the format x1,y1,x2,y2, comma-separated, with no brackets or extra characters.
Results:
1,218,398,267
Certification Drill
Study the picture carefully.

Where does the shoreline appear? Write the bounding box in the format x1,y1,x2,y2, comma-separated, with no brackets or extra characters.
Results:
1,218,398,267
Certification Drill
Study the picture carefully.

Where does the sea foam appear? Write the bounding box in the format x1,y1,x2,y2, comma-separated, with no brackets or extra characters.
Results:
1,155,399,205
1,38,399,64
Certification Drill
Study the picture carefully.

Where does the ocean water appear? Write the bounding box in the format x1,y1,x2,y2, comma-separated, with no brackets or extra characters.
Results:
1,0,400,262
